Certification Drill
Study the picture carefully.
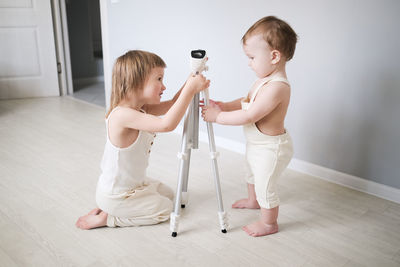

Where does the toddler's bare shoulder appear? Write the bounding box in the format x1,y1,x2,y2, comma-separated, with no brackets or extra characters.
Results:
261,81,290,95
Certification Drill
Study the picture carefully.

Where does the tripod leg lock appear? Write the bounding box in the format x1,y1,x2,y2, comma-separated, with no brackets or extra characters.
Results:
177,152,188,160
209,151,220,159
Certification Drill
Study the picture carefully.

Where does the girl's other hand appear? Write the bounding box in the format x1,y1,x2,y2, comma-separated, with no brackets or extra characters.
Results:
185,74,210,94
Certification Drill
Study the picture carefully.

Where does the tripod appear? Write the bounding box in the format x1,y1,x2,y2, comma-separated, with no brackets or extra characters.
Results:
169,50,228,237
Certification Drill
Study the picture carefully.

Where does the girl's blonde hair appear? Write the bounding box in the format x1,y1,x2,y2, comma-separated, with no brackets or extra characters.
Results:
106,50,166,118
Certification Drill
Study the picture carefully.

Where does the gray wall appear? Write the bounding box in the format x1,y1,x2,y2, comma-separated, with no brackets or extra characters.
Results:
102,0,400,189
66,0,103,80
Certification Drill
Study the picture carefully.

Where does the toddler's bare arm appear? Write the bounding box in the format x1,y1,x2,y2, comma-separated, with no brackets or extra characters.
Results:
204,83,287,125
221,98,243,111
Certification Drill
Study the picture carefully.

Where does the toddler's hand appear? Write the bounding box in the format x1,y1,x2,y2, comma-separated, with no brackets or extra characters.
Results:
185,74,210,94
199,99,223,110
201,104,221,122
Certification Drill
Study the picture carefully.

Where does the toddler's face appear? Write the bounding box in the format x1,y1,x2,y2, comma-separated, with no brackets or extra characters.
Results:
243,34,275,78
142,67,166,104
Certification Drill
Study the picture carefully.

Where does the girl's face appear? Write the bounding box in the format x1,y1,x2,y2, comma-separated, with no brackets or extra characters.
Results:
142,67,166,104
243,34,276,78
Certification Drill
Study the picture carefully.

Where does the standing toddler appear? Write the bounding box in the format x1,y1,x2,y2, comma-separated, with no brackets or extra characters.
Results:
202,16,297,237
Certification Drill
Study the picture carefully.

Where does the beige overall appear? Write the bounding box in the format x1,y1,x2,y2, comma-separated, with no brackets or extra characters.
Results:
241,77,294,209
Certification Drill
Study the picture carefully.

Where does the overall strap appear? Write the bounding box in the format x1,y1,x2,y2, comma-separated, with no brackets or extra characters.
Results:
269,76,290,85
105,106,122,138
106,106,121,121
249,77,290,104
249,78,271,104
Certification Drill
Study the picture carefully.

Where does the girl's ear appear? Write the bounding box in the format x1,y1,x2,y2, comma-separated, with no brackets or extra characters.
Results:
271,50,281,65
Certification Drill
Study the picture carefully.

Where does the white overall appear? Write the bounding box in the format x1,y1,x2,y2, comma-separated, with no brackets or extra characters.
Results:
96,107,173,227
241,77,294,209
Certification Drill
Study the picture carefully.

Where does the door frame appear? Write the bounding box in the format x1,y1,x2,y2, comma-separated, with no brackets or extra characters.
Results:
52,0,111,103
51,0,72,96
99,0,111,109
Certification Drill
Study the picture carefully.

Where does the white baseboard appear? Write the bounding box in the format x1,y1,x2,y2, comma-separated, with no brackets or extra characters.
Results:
288,158,400,204
174,126,400,204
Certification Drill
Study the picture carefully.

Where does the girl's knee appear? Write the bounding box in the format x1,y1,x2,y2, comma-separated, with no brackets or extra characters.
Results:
158,184,174,200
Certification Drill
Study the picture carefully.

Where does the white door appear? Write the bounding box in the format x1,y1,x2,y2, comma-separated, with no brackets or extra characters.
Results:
0,0,59,99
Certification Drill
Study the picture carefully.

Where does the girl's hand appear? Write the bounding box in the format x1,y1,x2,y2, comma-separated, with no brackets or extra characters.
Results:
185,74,210,94
201,104,221,122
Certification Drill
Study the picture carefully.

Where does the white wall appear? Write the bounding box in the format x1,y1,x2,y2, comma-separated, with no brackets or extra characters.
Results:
100,0,400,190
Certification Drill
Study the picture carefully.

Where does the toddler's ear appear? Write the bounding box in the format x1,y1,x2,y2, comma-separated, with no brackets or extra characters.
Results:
271,50,281,64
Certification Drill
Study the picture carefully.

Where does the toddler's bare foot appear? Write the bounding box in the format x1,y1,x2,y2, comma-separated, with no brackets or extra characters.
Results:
232,198,260,209
242,221,278,237
76,211,107,230
88,208,102,215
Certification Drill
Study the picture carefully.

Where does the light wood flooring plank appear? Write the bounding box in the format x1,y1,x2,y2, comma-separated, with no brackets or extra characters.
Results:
1,97,399,267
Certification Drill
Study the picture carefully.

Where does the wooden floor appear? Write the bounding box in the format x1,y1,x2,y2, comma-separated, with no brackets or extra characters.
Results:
0,97,399,267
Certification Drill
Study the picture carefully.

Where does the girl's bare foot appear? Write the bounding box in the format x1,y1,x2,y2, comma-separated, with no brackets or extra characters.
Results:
242,221,278,237
88,208,102,215
76,211,108,230
232,198,260,209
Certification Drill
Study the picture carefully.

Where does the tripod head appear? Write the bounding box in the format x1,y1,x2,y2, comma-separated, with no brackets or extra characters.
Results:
189,49,210,106
190,49,208,75
184,49,209,150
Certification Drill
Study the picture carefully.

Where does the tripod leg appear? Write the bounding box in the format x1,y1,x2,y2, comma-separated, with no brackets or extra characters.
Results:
170,99,195,237
170,144,191,237
181,95,198,208
206,122,228,233
202,89,228,233
181,149,191,208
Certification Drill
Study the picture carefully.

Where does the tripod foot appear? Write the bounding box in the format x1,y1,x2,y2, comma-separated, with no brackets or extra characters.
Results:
181,192,188,208
218,211,229,231
170,212,180,235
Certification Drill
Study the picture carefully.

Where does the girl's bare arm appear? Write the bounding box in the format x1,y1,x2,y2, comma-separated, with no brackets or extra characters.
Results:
143,83,184,116
116,76,209,132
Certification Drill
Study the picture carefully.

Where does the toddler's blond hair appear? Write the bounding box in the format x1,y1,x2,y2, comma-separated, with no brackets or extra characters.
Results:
242,16,298,61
